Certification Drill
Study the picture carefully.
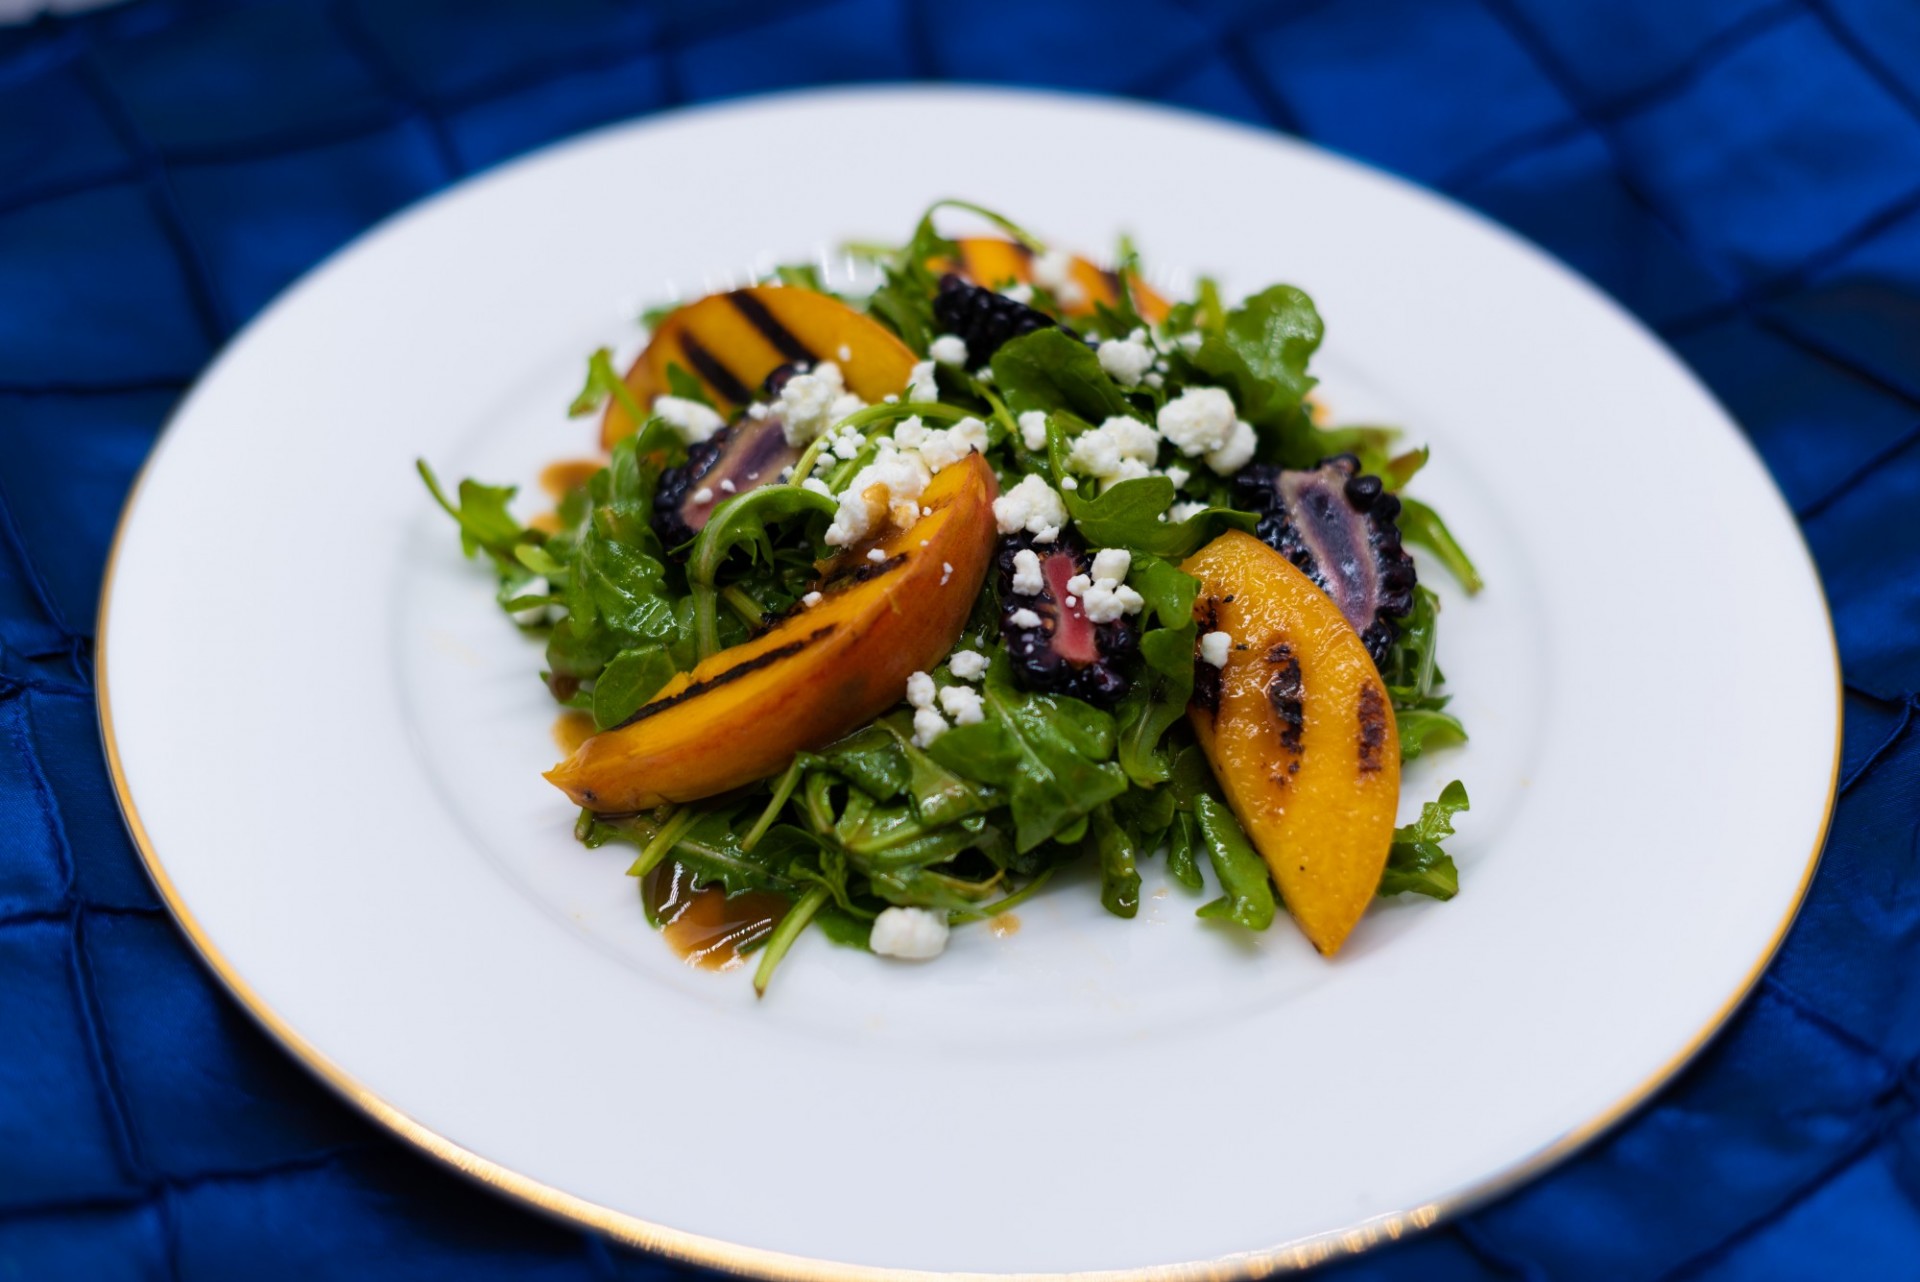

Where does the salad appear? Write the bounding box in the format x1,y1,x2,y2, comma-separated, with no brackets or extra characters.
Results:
421,202,1479,993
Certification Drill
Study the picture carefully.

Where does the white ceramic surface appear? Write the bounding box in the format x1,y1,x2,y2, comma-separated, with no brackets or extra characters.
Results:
99,88,1838,1279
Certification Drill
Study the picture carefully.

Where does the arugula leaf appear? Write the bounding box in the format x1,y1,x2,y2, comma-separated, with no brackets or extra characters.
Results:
1115,624,1197,786
1399,496,1484,595
925,659,1126,852
670,808,804,899
989,328,1139,424
1379,781,1469,900
664,363,712,406
417,461,526,565
590,645,676,730
862,205,959,352
1063,476,1256,558
685,484,835,658
820,724,911,801
1165,810,1203,890
1399,707,1468,761
1089,804,1141,918
1192,795,1276,931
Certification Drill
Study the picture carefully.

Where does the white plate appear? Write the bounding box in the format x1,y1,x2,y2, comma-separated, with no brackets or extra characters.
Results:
99,88,1839,1279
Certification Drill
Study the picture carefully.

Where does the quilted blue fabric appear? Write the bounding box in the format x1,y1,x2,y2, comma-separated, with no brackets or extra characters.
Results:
2,0,1917,1277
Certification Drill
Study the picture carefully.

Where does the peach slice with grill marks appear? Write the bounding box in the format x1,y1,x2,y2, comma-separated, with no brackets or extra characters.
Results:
1182,530,1401,955
602,286,919,448
940,237,1171,325
548,454,998,813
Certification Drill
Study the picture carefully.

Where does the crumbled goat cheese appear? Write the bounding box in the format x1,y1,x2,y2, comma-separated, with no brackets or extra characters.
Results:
1008,607,1043,629
510,576,549,626
747,402,771,420
1157,386,1238,457
1172,331,1205,352
823,441,931,547
976,367,994,384
692,487,713,503
870,905,950,959
1061,549,1143,623
1002,282,1035,304
1097,334,1154,387
1030,248,1086,307
905,670,937,709
1168,500,1208,522
948,650,988,681
779,362,865,446
802,591,823,607
802,476,833,497
906,359,940,404
1017,410,1050,452
1081,579,1144,623
1199,631,1233,667
1143,372,1164,390
1205,418,1258,474
901,416,987,474
1060,477,1078,491
1010,548,1044,595
719,478,736,493
828,426,866,461
867,547,887,563
1164,464,1191,489
940,561,953,585
911,707,948,748
929,334,969,367
1067,415,1161,483
652,395,724,444
992,473,1068,543
938,684,985,725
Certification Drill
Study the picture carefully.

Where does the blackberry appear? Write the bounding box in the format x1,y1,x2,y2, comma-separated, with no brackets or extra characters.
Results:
932,273,1066,368
996,533,1136,706
1233,454,1417,665
650,414,798,551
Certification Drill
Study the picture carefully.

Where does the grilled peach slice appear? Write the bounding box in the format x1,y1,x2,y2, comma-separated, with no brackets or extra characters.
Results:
603,286,919,447
941,237,1171,324
548,454,998,812
1183,531,1400,955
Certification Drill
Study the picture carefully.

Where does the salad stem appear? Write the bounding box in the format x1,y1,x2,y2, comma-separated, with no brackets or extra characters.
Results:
624,806,693,880
753,884,830,997
742,757,805,852
720,585,765,629
948,869,1055,923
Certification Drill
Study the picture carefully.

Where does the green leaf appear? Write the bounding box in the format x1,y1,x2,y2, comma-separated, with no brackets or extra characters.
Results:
418,460,526,564
1399,497,1484,595
1064,476,1255,558
1193,795,1275,931
1398,707,1468,761
1165,810,1203,890
989,328,1139,424
1379,781,1469,900
664,363,712,406
819,724,911,801
685,483,835,658
1115,622,1197,787
924,660,1126,852
590,645,677,730
1090,804,1140,919
1220,284,1322,414
672,809,803,899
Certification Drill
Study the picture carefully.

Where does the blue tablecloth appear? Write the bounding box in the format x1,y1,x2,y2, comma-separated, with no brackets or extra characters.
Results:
3,1,1917,1277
